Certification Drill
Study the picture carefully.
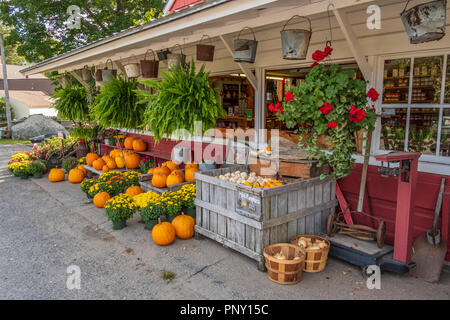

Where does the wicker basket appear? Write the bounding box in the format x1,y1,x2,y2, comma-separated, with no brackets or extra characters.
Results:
263,243,305,285
290,235,330,273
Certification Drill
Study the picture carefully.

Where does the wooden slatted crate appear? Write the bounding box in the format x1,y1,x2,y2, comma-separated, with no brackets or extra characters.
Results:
194,165,337,271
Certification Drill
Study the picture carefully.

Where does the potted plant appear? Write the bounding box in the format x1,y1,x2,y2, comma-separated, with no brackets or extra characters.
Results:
104,193,137,230
140,203,165,230
160,191,182,222
80,178,97,199
28,160,47,178
12,160,32,179
62,157,79,173
137,60,226,142
275,64,377,180
91,77,146,130
178,184,196,219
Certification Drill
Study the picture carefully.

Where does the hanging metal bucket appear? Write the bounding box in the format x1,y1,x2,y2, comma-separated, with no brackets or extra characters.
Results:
401,0,447,44
81,65,93,81
234,27,258,63
94,63,103,81
281,15,312,60
167,44,186,71
101,59,117,83
123,55,141,78
141,49,159,78
157,48,171,61
196,35,215,62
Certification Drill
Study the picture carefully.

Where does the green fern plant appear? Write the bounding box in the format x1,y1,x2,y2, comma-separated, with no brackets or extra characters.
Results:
137,60,226,142
91,77,145,129
53,84,90,122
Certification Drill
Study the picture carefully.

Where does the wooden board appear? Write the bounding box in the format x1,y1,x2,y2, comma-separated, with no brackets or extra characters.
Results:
325,233,393,256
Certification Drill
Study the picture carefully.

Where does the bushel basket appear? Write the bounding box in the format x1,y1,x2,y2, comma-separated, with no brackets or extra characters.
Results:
141,49,159,78
263,243,305,285
290,235,330,272
196,35,215,62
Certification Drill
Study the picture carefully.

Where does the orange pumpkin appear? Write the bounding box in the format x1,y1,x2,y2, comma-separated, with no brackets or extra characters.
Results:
172,169,185,180
48,168,65,182
93,192,110,208
132,138,147,152
147,168,155,175
162,161,179,172
86,153,99,166
68,168,85,183
106,159,116,170
171,213,195,239
152,171,168,188
154,166,171,176
92,158,106,170
185,167,199,182
125,186,144,197
185,162,199,170
124,136,136,150
77,165,87,176
110,149,122,159
152,218,176,246
166,170,184,187
124,152,140,169
115,156,125,169
102,155,111,163
102,165,109,172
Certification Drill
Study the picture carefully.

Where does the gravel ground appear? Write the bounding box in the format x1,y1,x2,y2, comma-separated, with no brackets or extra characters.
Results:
0,144,449,300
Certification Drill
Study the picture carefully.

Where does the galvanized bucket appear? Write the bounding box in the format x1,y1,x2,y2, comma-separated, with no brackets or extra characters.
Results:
167,44,186,71
401,0,447,44
141,49,159,78
234,27,258,63
101,59,117,83
81,65,93,81
157,48,171,61
196,35,215,62
281,15,312,60
123,55,141,78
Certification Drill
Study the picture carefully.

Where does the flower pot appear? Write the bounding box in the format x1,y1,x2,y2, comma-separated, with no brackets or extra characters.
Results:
19,175,29,180
281,15,312,60
185,207,196,220
162,215,177,223
234,27,258,63
33,172,43,179
112,219,127,230
401,0,447,44
144,219,158,230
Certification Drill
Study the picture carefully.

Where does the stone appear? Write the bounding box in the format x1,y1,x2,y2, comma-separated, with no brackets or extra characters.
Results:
11,114,67,140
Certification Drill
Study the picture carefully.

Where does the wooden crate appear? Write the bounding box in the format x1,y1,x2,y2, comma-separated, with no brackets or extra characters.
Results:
139,173,195,194
194,165,337,271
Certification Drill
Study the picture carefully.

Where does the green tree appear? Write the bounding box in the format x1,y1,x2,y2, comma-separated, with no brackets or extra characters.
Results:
0,0,165,63
0,24,26,65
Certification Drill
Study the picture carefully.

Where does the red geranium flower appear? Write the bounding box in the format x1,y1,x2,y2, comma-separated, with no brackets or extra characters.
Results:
285,91,295,102
268,103,274,112
328,121,338,129
349,106,366,123
367,88,379,102
319,102,333,115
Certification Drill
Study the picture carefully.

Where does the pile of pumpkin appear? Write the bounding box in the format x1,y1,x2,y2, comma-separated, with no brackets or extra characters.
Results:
85,149,141,172
148,161,199,189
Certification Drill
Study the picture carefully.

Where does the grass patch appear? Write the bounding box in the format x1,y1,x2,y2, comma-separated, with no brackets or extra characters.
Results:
161,269,176,282
0,139,32,145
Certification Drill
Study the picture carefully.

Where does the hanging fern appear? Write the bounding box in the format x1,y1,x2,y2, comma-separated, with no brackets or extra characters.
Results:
91,77,145,129
53,84,90,122
137,60,225,142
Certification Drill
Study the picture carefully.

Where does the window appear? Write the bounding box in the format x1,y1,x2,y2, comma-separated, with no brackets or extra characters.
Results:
380,55,450,159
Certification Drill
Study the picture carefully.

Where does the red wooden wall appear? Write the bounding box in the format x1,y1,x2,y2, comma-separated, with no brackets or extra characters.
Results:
339,164,450,261
168,0,204,13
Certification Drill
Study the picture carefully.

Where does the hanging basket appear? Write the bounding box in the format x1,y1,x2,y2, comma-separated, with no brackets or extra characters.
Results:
123,55,141,78
196,35,215,62
167,44,186,71
141,49,159,78
81,65,93,81
94,63,103,82
157,48,171,61
281,15,312,60
101,59,117,83
401,0,447,44
234,27,258,63
59,75,70,88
